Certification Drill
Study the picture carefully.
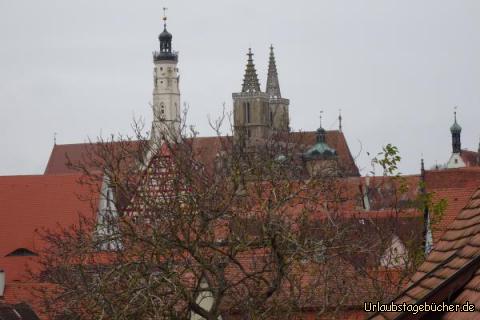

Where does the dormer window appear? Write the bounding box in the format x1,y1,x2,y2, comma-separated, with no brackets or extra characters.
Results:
5,248,38,257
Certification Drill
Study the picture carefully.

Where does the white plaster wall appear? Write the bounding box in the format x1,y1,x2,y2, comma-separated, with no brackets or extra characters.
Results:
380,235,407,268
190,278,222,320
152,59,181,140
446,153,466,169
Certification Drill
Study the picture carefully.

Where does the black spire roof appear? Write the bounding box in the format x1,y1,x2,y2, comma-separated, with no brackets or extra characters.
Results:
154,14,177,62
450,111,462,133
451,111,462,154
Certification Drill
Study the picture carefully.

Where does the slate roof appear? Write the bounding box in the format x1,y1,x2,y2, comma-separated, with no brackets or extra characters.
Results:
369,186,480,320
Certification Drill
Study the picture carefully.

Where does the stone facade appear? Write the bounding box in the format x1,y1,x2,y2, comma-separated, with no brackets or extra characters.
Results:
266,45,289,132
151,21,181,142
233,47,289,143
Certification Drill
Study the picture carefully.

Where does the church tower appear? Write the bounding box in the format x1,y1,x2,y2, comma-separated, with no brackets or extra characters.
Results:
266,45,290,132
151,12,181,142
446,111,465,168
233,49,271,143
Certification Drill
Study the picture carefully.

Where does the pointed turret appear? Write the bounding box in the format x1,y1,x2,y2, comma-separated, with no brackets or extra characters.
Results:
241,48,261,93
446,110,466,168
266,45,281,98
265,45,290,132
450,111,462,154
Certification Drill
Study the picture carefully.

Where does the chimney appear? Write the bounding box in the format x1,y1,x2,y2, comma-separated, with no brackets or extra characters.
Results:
0,269,5,297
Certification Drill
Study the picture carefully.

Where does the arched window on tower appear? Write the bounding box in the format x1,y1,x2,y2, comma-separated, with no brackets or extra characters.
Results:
244,102,251,124
160,104,166,119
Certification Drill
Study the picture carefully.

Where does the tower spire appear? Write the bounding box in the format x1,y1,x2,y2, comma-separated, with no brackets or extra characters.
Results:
266,45,281,98
338,109,342,132
241,48,261,93
450,107,462,154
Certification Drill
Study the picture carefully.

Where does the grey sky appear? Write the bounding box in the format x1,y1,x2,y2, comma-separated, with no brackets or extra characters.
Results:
1,0,479,176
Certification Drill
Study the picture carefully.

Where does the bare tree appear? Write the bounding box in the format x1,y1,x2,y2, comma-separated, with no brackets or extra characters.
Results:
32,114,428,320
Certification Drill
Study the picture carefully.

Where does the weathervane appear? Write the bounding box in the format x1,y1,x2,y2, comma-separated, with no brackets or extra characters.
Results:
53,132,57,145
162,7,168,28
319,110,324,129
454,105,458,122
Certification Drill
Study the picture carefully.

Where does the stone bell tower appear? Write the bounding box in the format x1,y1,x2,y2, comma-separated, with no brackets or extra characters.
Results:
151,10,181,142
233,49,271,143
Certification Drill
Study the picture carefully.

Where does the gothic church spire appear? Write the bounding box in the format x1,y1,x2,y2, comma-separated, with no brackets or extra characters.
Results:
241,48,261,93
266,45,281,98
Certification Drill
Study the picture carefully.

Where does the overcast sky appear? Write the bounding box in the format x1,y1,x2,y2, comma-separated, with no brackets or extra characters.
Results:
1,0,479,176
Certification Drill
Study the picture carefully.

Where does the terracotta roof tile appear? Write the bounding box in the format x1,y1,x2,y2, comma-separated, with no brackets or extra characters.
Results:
460,149,480,167
0,174,101,315
44,131,359,177
424,168,480,244
369,184,480,319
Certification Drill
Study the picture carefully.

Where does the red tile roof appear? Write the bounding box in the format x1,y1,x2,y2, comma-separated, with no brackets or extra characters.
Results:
44,141,142,175
289,130,360,176
424,168,480,243
460,149,480,167
369,187,480,319
0,174,101,310
44,131,359,177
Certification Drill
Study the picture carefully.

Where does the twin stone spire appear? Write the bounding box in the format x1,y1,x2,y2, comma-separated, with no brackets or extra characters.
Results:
234,46,290,141
241,46,282,98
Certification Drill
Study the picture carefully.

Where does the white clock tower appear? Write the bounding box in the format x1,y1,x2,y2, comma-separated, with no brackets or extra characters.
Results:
151,11,181,142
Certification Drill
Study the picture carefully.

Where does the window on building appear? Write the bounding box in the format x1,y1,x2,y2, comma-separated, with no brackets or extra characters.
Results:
244,102,251,123
5,248,38,257
160,104,165,118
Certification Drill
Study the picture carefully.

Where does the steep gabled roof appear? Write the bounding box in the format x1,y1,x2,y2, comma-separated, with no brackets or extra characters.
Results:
289,130,360,176
424,167,480,243
44,131,359,177
44,141,143,175
369,187,480,319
